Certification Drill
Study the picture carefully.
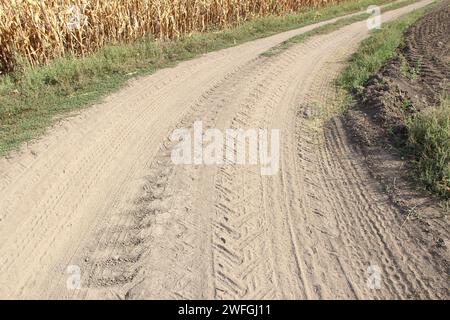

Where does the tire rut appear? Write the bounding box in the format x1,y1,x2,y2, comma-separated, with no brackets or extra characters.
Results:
0,0,445,299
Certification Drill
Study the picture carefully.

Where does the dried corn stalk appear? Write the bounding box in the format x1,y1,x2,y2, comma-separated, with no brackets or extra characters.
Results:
0,0,342,72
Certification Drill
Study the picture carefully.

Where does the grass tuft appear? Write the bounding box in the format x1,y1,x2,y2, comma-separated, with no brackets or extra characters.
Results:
406,98,450,198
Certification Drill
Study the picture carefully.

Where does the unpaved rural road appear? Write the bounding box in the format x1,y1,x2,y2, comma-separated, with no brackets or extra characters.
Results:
0,0,447,299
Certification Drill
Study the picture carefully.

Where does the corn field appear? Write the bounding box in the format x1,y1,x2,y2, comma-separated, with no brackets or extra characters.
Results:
0,0,342,73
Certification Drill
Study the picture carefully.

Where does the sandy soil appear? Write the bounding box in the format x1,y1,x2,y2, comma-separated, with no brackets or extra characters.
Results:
0,0,447,299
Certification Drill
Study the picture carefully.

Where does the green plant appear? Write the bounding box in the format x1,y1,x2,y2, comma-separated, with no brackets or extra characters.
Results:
336,5,429,92
401,98,413,110
406,98,450,198
400,55,421,80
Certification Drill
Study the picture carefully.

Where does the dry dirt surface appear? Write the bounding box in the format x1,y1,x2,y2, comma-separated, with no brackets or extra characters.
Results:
0,0,447,299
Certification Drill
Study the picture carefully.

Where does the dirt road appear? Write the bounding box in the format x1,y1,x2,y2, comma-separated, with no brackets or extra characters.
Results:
0,0,447,299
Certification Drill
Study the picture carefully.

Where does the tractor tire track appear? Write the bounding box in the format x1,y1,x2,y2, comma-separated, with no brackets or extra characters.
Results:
0,0,446,299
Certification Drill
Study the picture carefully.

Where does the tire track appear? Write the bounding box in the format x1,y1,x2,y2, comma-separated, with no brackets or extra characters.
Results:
0,0,445,299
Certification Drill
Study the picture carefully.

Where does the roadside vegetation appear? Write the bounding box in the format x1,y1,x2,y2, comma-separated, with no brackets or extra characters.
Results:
406,98,450,197
262,0,418,57
0,0,402,155
336,4,430,91
336,1,449,199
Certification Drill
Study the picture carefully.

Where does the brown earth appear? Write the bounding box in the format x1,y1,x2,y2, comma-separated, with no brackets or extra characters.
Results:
0,0,448,299
346,2,449,147
344,1,450,294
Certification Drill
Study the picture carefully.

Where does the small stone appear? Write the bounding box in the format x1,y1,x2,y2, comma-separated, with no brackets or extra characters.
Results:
436,238,445,248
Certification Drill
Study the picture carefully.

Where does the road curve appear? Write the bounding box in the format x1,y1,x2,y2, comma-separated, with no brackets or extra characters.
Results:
0,0,447,299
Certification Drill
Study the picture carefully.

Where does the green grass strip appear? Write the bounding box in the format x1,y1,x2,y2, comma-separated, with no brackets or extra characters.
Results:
262,0,420,57
336,1,436,92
